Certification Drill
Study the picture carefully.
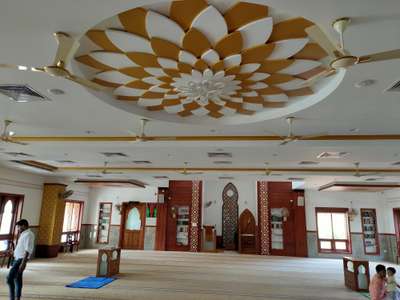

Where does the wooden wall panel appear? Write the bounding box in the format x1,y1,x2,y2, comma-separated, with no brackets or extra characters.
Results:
155,203,167,250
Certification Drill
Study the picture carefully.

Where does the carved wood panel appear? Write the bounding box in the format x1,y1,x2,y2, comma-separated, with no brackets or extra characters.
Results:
222,183,239,250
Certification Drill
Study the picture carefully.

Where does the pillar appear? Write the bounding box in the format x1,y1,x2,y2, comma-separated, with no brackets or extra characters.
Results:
36,183,67,258
257,181,270,255
190,181,202,252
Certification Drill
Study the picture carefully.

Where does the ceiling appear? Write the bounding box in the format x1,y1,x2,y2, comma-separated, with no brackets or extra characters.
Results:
0,0,400,189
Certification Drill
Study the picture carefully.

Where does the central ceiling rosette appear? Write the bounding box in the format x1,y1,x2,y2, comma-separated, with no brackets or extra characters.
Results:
75,0,340,122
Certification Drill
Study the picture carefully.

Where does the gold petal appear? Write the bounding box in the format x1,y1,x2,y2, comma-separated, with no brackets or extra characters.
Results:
163,99,182,106
151,38,180,61
258,60,294,73
293,43,328,60
127,53,160,67
147,105,164,111
183,102,201,110
182,28,211,58
285,87,314,97
214,32,243,58
225,101,242,110
263,101,286,108
211,61,225,73
86,30,121,52
170,0,208,31
178,62,193,74
118,8,148,38
92,78,120,88
116,95,139,101
235,73,253,81
163,68,182,78
237,107,254,115
257,86,285,95
264,74,295,85
242,44,275,64
193,59,208,71
205,101,222,112
269,17,313,42
225,66,241,75
75,55,114,71
119,67,151,78
296,66,327,80
178,110,193,117
243,96,263,104
158,76,174,83
141,91,165,99
224,2,269,32
125,80,152,89
208,111,224,118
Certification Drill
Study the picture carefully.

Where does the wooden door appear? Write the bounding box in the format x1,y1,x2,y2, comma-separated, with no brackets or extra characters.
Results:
393,208,400,258
119,202,146,250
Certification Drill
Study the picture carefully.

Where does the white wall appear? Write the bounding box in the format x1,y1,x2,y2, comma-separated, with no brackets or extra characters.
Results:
382,189,400,234
305,190,387,233
86,186,158,225
202,180,257,235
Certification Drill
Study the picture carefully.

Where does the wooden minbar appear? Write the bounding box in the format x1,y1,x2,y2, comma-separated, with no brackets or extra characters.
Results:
343,257,370,292
96,247,121,277
201,225,217,252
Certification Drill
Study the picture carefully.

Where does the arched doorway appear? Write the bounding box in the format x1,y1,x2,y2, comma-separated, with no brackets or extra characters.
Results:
222,183,238,250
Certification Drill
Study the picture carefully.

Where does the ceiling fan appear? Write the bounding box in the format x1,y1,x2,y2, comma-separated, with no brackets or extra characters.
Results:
353,162,380,178
178,162,203,176
134,119,176,142
0,32,105,91
1,120,28,145
255,163,283,177
304,17,400,83
278,117,325,146
101,161,124,175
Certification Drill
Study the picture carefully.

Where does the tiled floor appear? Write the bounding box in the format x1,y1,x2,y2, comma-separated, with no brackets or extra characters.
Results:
0,250,365,299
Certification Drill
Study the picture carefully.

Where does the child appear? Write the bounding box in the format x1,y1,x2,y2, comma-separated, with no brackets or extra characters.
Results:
386,267,400,300
369,264,386,300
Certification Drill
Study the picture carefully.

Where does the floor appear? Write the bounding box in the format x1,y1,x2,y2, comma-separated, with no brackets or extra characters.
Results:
0,250,366,300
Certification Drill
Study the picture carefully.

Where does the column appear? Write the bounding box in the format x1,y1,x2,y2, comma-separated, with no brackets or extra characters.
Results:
257,181,270,255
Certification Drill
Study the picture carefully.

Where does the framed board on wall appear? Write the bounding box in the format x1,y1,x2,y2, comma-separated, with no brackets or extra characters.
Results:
97,202,112,244
360,208,380,255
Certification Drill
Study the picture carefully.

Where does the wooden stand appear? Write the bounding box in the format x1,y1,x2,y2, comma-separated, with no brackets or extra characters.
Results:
201,225,217,252
343,257,370,292
96,247,121,277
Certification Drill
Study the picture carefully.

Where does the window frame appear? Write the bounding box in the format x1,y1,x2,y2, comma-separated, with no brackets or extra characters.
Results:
315,207,352,254
61,200,84,245
0,193,24,252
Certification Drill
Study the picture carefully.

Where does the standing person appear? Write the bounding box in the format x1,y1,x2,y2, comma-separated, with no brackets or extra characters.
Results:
369,264,387,300
7,219,35,300
386,267,400,300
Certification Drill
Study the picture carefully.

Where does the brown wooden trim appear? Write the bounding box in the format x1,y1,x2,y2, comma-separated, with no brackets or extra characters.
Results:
13,134,400,142
12,161,58,172
74,179,146,188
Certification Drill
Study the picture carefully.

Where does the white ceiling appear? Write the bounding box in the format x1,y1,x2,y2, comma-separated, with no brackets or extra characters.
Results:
0,0,400,187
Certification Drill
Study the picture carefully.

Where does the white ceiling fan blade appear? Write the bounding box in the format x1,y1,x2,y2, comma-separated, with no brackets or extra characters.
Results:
7,139,28,146
0,64,44,73
53,32,80,66
305,25,343,58
300,68,335,87
67,75,108,91
358,49,400,64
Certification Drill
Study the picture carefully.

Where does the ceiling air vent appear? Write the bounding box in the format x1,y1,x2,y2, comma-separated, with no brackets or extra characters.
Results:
133,160,152,164
299,161,319,165
317,152,349,159
86,174,103,178
0,84,50,103
5,152,33,157
154,176,169,179
385,79,400,92
101,152,128,158
56,160,76,164
219,176,235,180
213,161,232,165
288,177,305,181
208,152,232,158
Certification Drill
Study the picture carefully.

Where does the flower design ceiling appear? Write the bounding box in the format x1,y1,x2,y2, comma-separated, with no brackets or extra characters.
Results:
74,0,343,124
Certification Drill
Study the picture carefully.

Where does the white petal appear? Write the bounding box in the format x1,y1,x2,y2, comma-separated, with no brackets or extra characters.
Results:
165,93,180,99
149,85,170,93
238,17,273,50
191,6,228,46
241,91,259,97
243,102,263,111
211,96,226,106
201,49,220,66
114,86,146,97
89,52,136,69
262,94,289,102
247,72,270,81
278,59,322,75
248,82,268,90
142,77,163,85
203,69,213,79
95,71,133,85
138,98,163,107
214,71,225,80
144,68,167,77
220,106,237,116
157,58,178,69
223,54,242,68
105,29,153,53
191,107,209,116
179,51,197,66
146,11,185,46
276,78,305,90
191,70,203,80
240,63,260,74
268,38,309,60
164,104,184,113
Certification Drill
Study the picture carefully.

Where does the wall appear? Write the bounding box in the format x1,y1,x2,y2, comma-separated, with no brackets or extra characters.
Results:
305,189,396,262
81,185,158,249
202,180,257,236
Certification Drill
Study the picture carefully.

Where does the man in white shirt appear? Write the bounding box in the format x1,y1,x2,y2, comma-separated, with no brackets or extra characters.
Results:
7,219,35,300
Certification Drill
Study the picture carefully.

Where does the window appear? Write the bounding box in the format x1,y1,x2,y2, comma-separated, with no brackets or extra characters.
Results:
0,194,23,251
316,208,351,253
61,201,84,245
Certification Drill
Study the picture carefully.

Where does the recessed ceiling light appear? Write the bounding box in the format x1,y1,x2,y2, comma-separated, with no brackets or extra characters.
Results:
48,88,65,95
210,129,216,133
354,79,376,88
349,128,359,133
272,153,278,157
85,130,95,134
17,65,28,71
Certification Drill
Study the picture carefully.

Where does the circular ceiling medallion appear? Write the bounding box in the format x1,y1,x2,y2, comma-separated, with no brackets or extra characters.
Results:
73,0,345,124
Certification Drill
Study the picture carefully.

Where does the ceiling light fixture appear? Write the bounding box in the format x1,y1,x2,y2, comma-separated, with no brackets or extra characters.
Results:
48,88,65,95
349,128,360,133
354,79,376,88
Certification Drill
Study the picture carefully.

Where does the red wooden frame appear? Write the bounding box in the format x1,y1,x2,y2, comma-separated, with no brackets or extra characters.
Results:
0,193,24,249
61,200,84,245
360,208,380,255
96,202,112,244
393,208,400,262
315,207,352,254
